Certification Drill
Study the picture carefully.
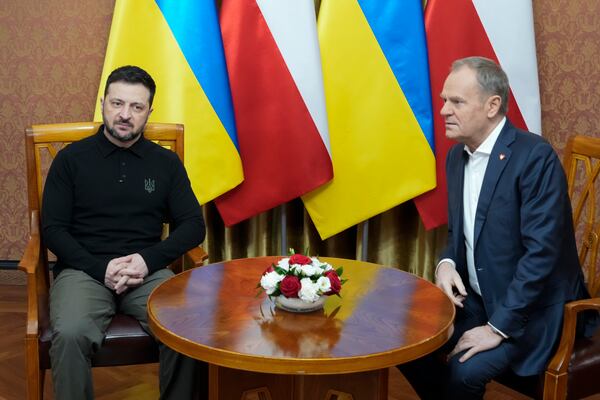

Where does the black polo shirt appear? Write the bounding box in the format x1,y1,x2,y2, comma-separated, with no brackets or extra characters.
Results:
42,126,205,282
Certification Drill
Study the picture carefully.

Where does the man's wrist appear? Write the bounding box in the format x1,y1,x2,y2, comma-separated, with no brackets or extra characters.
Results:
435,258,456,277
487,322,509,339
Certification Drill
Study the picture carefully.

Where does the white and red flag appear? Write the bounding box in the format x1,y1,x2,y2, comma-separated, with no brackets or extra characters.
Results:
415,0,541,229
216,0,332,226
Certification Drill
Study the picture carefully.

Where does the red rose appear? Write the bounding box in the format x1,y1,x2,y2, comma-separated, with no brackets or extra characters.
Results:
289,254,312,265
279,275,301,298
324,270,341,295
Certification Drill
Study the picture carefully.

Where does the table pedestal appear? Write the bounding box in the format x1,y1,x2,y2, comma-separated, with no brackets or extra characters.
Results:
209,365,388,400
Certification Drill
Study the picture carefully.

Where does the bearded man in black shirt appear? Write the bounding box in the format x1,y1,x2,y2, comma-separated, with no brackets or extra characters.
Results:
42,65,206,400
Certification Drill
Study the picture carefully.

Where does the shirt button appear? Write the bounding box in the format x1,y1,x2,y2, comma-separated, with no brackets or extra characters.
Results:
121,162,126,166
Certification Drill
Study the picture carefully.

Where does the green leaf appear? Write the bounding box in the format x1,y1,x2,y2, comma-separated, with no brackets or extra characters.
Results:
336,266,344,276
274,266,288,275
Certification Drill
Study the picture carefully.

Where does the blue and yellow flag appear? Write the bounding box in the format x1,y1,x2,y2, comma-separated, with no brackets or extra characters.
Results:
302,0,436,239
94,0,243,204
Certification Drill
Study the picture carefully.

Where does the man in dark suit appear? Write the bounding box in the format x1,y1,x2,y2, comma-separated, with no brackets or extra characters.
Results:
399,56,592,399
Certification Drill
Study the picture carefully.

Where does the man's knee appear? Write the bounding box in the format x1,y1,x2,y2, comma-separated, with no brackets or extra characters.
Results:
51,316,104,355
120,268,174,323
446,354,498,398
145,268,174,286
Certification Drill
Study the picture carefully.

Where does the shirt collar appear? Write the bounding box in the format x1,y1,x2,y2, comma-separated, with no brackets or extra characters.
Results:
95,125,149,158
464,116,506,157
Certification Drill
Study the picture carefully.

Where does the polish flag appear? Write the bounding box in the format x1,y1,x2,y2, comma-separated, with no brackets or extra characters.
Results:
216,0,332,226
414,0,541,229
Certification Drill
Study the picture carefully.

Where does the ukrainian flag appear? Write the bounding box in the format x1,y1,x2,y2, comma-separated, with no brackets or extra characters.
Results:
302,0,436,239
94,0,243,204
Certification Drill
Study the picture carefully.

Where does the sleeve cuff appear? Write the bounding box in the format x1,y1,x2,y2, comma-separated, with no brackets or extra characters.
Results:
90,259,108,283
488,322,509,339
435,258,456,277
138,249,162,274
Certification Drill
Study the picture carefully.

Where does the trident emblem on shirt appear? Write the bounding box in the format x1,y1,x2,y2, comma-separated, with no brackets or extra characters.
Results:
144,178,155,193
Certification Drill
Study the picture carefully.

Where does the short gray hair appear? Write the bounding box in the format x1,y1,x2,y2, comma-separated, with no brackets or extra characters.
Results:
451,56,509,115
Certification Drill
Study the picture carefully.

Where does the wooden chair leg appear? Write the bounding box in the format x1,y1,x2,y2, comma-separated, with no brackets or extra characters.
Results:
25,338,43,400
25,366,43,400
40,368,45,400
543,371,567,400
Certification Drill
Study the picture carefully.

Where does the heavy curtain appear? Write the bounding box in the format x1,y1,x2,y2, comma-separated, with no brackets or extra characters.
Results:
203,200,446,281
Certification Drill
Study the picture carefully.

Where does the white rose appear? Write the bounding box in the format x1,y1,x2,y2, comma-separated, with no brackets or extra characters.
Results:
260,271,283,295
299,263,320,277
322,262,334,271
298,278,320,302
288,263,300,274
277,258,290,271
316,276,331,294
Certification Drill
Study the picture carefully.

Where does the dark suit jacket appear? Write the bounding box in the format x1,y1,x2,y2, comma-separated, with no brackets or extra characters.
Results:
441,119,590,375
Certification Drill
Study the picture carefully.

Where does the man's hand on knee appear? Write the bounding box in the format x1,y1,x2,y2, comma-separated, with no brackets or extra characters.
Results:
448,325,504,363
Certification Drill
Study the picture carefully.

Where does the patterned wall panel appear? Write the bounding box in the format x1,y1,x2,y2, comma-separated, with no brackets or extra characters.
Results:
0,0,114,259
1,1,600,259
533,1,600,156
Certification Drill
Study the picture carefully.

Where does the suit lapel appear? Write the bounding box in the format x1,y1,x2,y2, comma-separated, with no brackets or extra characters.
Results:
473,122,516,249
448,145,467,257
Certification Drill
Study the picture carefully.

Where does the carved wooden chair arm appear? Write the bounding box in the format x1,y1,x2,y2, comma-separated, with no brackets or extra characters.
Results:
19,232,40,275
185,246,209,269
18,217,50,339
546,297,600,375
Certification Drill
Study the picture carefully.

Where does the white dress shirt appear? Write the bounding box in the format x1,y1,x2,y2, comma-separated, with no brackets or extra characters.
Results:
463,117,505,296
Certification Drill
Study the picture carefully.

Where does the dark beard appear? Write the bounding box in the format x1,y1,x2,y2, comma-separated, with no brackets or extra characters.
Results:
105,124,144,143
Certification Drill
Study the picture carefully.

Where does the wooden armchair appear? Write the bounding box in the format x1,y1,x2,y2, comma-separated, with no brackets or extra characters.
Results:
497,135,600,400
541,135,600,400
18,122,208,400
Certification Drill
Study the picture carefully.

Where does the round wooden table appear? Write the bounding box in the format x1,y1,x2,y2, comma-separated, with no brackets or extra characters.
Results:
148,257,454,400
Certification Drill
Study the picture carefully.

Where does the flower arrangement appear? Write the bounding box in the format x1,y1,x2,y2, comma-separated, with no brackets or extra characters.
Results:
259,250,346,303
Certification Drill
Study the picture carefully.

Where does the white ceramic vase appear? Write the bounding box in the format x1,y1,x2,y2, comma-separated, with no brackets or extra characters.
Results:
274,295,327,313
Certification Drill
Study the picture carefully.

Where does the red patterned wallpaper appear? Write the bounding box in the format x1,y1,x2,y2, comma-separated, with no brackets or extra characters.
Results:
1,1,599,259
533,1,600,155
0,0,114,259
